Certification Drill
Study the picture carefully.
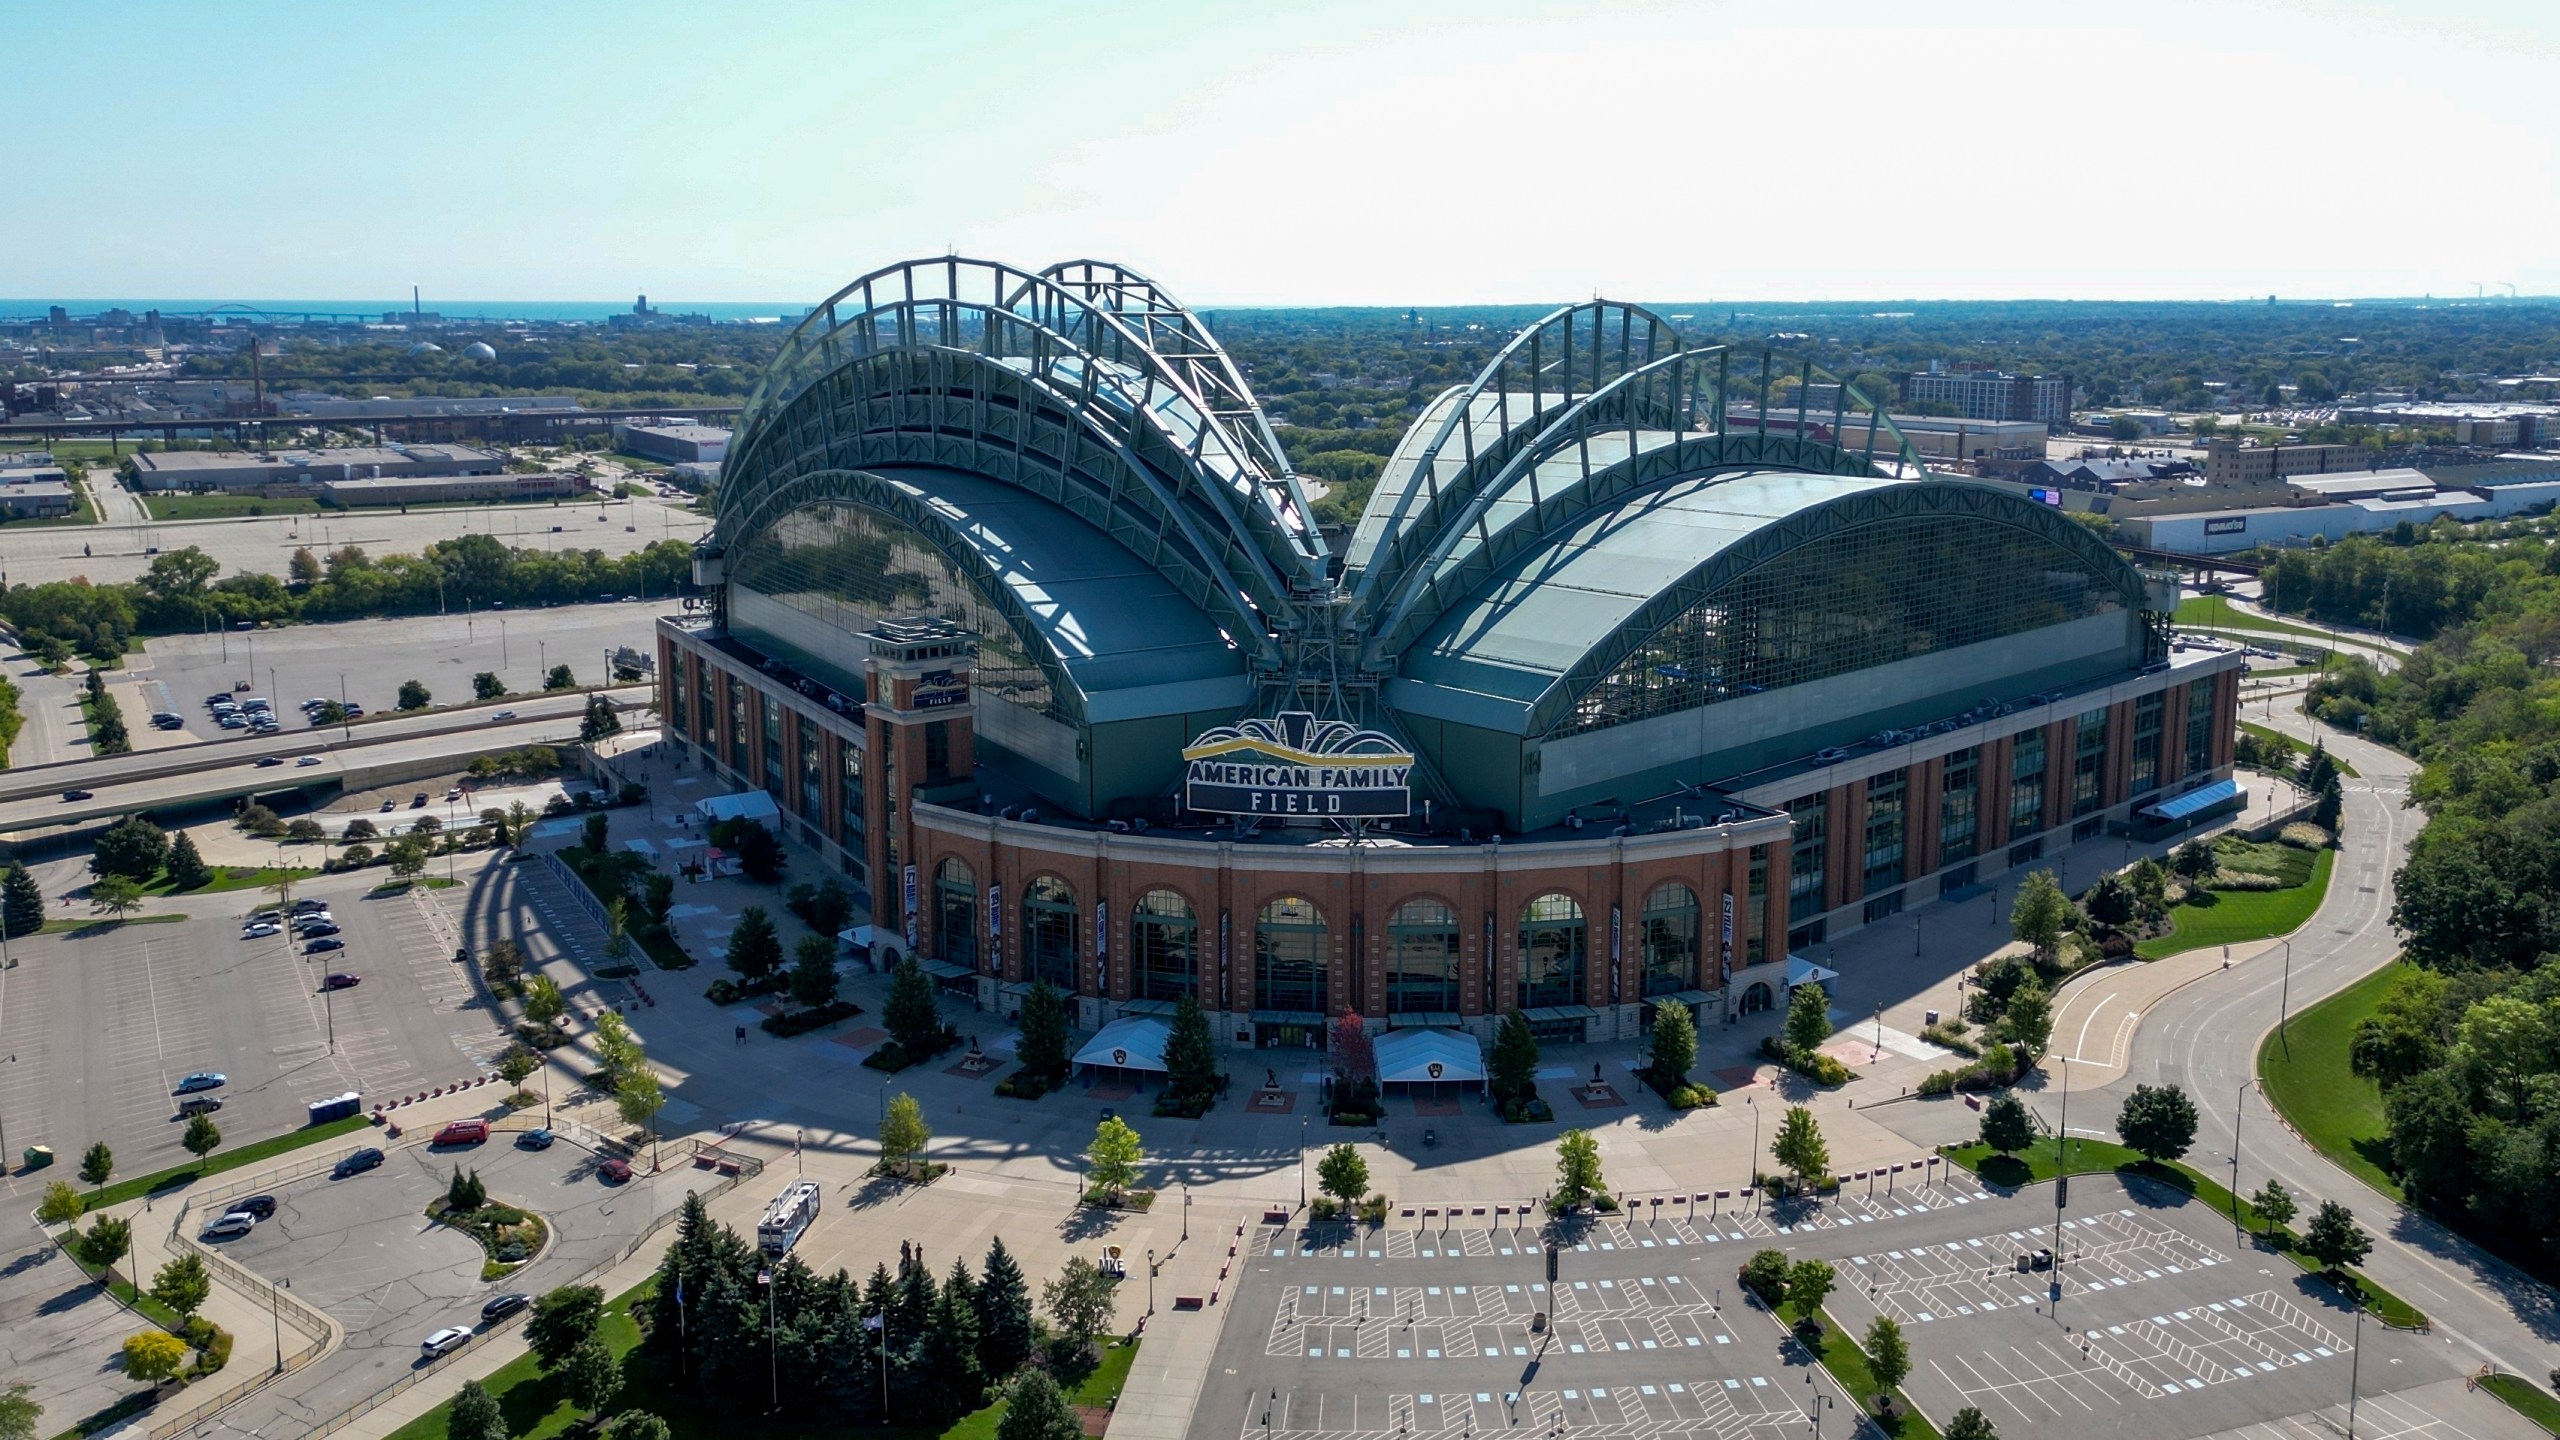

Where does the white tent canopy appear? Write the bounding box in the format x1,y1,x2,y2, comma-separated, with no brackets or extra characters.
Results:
1073,1017,1170,1075
694,790,781,824
1786,954,1839,990
1375,1027,1484,1088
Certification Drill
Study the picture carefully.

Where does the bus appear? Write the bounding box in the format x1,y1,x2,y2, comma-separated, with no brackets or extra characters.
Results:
757,1180,822,1255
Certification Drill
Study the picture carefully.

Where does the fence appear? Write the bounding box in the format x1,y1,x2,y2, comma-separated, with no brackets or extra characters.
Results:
538,850,612,932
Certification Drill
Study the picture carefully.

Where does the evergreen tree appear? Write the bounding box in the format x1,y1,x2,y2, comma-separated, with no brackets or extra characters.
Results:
1016,981,1069,1081
162,831,210,890
1,866,43,940
922,1258,984,1420
725,906,783,983
976,1236,1034,1379
884,957,942,1054
1489,1010,1540,1101
1647,998,1697,1087
1164,995,1217,1107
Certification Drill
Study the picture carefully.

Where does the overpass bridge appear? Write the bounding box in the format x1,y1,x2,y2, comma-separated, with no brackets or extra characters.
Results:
0,687,648,840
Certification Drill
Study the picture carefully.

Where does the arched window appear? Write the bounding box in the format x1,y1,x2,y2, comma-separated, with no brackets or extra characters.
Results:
1386,899,1461,1016
1022,875,1077,991
934,858,978,971
1131,889,1197,1003
1517,893,1585,1011
1255,896,1329,1016
1640,883,1700,999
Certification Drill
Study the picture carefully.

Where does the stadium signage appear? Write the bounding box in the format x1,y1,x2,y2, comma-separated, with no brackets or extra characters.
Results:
1182,711,1415,818
911,669,969,710
2204,516,2248,536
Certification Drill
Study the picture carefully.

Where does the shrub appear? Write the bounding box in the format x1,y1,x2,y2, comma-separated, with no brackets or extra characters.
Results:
1759,1036,1854,1086
2209,869,2285,892
997,1071,1054,1101
2278,822,2333,849
761,1000,861,1037
1917,1070,1958,1096
1919,1020,1981,1056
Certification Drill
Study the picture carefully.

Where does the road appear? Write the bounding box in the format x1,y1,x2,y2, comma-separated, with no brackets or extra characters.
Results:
1978,602,2560,1383
0,489,708,587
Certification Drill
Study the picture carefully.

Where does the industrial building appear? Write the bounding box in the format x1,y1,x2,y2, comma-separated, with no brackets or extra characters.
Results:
658,257,2239,1051
1903,368,2070,425
614,420,732,465
0,453,76,518
2119,456,2560,553
127,443,505,492
2201,438,2372,486
2336,401,2559,448
317,472,584,507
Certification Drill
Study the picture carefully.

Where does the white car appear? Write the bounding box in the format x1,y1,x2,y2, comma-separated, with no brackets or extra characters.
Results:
242,922,282,939
296,755,323,767
201,1211,257,1239
420,1326,473,1358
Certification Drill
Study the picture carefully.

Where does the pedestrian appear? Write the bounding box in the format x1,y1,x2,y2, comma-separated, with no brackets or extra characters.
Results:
735,1023,746,1046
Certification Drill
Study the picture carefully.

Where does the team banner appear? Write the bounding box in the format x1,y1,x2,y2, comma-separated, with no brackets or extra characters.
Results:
1181,711,1414,818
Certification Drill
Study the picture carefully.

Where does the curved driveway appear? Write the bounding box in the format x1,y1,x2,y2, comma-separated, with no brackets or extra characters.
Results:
2070,705,2560,1376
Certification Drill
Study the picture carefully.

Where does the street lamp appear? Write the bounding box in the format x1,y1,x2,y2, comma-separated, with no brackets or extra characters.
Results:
1747,1096,1760,1208
270,1276,291,1374
757,1269,778,1412
1147,1247,1157,1315
2345,1290,2365,1439
1299,1118,1308,1208
2230,1079,2253,1233
2277,938,2295,1047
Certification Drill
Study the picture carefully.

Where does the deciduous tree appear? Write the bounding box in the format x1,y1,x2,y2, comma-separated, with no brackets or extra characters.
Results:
2115,1083,2199,1163
1085,1115,1143,1199
1318,1144,1370,1207
181,1113,222,1171
1553,1129,1605,1207
148,1252,211,1321
122,1330,188,1384
880,1093,930,1176
1771,1105,1830,1193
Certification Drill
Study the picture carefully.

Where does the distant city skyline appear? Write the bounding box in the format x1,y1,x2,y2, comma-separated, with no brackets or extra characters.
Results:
11,0,2558,306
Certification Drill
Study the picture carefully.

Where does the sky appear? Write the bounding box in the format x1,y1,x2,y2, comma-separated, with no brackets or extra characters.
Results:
8,0,2558,306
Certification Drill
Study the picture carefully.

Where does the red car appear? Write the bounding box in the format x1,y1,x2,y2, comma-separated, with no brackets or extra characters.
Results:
597,1158,633,1184
431,1119,489,1147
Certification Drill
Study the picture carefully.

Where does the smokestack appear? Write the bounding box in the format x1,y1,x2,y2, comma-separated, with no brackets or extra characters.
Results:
413,285,421,317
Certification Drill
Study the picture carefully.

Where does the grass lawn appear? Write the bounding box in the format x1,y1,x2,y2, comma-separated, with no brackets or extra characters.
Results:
2136,847,2333,960
943,1339,1139,1440
2480,1373,2560,1434
139,864,320,899
1940,1137,2427,1329
2257,964,2402,1201
2239,721,2358,777
2175,596,2340,644
1771,1299,1936,1440
141,493,323,521
86,1114,374,1209
39,913,188,935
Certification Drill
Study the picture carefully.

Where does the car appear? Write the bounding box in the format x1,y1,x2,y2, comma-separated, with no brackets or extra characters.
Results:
296,755,323,767
411,793,429,808
490,710,517,721
380,799,397,812
321,972,360,990
515,1128,554,1150
153,713,184,729
333,1147,385,1178
220,714,249,729
446,787,463,801
303,697,330,711
293,898,329,913
177,1095,224,1116
1815,747,1848,763
242,922,282,939
235,1194,278,1220
297,922,340,940
420,1326,473,1358
60,789,92,802
304,937,346,954
480,1293,532,1323
173,1071,227,1094
256,756,285,768
292,909,334,925
433,1119,490,1147
200,1212,257,1240
343,704,365,717
206,693,232,707
597,1157,633,1184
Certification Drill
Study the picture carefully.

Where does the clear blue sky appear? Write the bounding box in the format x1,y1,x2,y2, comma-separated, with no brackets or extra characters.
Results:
9,0,2556,305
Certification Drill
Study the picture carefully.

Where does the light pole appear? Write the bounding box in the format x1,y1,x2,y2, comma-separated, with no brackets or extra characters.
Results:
758,1268,777,1413
1299,1118,1308,1208
2230,1079,2250,1234
1182,1184,1190,1242
2054,1055,2071,1317
500,617,509,669
1748,1096,1760,1208
1147,1247,1157,1315
270,1276,290,1374
337,671,351,742
2277,938,2295,1047
2345,1292,2365,1439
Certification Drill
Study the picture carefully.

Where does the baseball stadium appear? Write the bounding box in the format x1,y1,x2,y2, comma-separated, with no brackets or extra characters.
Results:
656,256,2242,1055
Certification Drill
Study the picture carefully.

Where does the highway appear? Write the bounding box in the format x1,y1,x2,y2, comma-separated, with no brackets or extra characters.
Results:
0,686,648,832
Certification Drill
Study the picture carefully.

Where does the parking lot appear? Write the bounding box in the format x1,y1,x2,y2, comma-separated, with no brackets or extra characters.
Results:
115,599,667,747
207,1130,691,1424
0,863,514,1193
1199,1173,2482,1440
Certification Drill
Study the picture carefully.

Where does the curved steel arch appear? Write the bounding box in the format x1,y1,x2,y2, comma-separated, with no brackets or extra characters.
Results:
1038,258,1316,532
718,311,1299,649
1359,346,1720,645
1372,428,1902,663
721,338,1280,653
1514,480,2154,738
1350,300,1688,606
719,349,1283,669
726,257,1324,591
725,466,1095,728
